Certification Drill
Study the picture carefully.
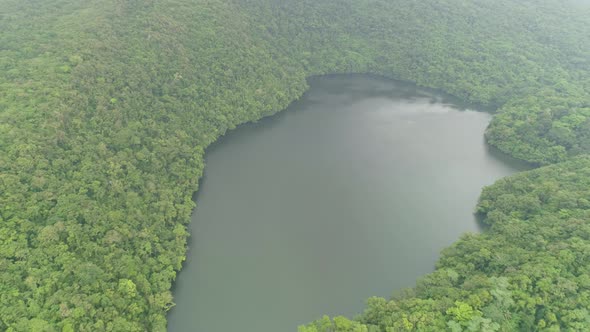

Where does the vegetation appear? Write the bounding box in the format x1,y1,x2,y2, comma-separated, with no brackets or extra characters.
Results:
0,0,589,331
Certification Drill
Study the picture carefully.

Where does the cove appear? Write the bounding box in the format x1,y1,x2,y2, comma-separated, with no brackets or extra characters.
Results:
167,75,529,332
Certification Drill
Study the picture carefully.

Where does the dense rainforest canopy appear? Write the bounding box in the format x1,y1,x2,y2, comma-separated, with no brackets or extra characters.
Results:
1,0,589,331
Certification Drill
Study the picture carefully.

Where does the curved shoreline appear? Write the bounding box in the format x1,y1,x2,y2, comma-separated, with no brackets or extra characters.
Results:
2,1,588,330
167,74,531,331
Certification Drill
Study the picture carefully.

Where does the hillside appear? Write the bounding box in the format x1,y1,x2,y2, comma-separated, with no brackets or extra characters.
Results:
1,0,589,331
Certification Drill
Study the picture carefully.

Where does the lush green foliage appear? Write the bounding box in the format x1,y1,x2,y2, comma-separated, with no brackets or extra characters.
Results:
1,0,589,331
1,1,307,330
238,0,590,164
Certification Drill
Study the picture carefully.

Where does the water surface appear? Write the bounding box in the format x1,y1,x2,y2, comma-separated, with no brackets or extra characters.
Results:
167,75,529,331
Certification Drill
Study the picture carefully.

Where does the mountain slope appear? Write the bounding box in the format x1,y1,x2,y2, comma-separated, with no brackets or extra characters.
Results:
1,0,589,330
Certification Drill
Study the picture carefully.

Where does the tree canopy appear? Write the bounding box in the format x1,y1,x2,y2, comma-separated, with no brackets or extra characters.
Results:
1,0,589,331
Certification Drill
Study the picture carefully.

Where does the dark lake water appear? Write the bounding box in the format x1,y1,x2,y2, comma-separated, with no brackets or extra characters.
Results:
167,75,529,331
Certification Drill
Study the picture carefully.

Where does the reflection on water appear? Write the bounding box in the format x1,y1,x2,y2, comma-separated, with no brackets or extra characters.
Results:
167,75,529,332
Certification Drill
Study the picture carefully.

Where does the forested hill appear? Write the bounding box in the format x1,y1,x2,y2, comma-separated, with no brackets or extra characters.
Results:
1,0,589,331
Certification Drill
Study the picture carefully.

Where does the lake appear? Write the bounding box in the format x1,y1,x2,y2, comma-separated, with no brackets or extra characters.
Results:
167,75,529,331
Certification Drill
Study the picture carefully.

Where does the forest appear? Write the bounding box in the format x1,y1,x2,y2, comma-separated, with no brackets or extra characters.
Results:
1,0,589,331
